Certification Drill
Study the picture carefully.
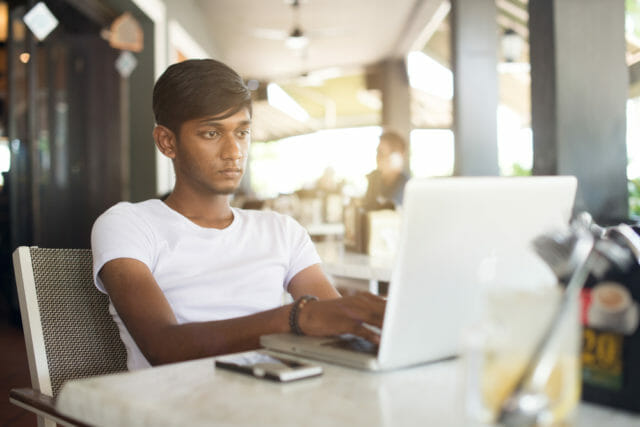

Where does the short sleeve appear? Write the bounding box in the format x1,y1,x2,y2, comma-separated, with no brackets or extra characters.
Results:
91,203,156,293
282,215,321,289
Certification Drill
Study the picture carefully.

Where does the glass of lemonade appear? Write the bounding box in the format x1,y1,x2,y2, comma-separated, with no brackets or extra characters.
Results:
464,287,581,426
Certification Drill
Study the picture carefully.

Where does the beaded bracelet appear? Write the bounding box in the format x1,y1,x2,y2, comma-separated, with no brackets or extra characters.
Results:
289,295,318,335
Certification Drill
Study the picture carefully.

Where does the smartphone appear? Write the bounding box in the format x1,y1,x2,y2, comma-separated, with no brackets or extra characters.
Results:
215,351,323,382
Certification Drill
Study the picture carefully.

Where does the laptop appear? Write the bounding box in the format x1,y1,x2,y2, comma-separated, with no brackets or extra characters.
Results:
261,176,578,371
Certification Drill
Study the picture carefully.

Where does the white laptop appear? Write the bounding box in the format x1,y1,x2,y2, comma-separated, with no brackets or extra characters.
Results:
261,176,578,371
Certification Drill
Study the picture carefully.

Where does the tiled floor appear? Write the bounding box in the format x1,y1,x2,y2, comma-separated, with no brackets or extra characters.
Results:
0,321,36,427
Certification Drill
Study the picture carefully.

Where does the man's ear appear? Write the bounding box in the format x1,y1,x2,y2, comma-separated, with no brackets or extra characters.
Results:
153,125,176,159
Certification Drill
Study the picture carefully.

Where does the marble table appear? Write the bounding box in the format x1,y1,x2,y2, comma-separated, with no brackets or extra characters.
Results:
56,353,640,427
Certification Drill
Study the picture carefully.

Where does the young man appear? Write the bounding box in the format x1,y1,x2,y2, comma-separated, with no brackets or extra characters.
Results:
363,130,410,210
92,59,386,370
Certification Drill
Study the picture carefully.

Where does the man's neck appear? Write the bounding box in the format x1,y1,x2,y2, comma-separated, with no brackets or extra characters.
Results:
163,188,235,229
380,170,402,186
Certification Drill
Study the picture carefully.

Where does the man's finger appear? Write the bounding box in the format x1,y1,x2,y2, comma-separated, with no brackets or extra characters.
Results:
354,322,381,345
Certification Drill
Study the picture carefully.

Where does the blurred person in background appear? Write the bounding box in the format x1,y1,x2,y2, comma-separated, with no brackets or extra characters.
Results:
363,130,409,210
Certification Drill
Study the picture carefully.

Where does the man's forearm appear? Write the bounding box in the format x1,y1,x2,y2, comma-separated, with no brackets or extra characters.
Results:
140,304,293,366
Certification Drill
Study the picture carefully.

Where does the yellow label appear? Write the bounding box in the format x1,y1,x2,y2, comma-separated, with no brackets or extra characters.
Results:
582,328,623,390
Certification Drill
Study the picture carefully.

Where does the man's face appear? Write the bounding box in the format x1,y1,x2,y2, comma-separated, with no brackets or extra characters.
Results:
172,108,251,195
376,140,403,174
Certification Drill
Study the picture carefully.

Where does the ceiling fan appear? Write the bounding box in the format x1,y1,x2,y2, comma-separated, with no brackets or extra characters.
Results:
252,0,339,51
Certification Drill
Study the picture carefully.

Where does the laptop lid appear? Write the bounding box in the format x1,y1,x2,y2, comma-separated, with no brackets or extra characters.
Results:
376,176,577,370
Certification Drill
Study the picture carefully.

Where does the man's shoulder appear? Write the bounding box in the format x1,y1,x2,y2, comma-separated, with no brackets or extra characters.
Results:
100,199,161,219
94,200,165,232
92,200,168,247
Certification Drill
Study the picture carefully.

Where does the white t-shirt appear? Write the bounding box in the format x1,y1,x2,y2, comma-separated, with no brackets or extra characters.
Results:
91,200,321,370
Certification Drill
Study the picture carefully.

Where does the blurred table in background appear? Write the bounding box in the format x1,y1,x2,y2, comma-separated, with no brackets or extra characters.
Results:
306,223,345,240
315,241,393,294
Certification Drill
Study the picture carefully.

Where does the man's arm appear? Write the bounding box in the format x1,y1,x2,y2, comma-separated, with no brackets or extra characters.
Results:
287,264,341,300
100,258,384,366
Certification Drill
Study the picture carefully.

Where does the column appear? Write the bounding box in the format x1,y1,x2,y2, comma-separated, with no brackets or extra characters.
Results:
529,0,628,223
450,0,499,176
380,58,412,143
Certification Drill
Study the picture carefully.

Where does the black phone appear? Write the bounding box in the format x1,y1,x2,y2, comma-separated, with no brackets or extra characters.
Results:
214,351,323,382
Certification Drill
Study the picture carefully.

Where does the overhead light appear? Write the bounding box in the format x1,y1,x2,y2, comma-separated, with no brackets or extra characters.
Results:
285,27,308,50
267,83,310,122
501,28,523,63
285,0,308,50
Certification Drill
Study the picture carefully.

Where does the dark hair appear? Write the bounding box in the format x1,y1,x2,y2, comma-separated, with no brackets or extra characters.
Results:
152,59,252,134
379,130,407,153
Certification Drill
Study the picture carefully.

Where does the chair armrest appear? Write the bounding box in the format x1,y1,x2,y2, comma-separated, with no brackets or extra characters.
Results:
9,388,89,427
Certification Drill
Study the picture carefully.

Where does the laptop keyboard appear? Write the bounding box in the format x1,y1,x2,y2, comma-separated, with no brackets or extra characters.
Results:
323,335,379,355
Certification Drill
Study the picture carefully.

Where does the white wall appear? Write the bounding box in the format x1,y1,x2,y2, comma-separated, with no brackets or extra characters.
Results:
165,0,221,62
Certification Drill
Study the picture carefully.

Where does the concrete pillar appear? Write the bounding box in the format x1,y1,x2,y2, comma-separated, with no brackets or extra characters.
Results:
379,58,412,143
529,0,628,223
450,0,499,176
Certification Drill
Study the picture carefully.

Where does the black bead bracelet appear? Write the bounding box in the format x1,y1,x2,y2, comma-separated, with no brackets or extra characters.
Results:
289,295,318,335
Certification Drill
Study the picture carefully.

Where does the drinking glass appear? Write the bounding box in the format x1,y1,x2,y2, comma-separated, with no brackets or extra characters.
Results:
463,287,581,426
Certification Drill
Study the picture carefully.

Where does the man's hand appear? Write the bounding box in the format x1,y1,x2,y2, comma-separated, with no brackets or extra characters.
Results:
296,292,386,343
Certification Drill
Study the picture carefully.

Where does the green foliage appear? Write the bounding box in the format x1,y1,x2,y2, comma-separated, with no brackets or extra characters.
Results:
629,178,640,218
628,0,640,39
510,163,531,177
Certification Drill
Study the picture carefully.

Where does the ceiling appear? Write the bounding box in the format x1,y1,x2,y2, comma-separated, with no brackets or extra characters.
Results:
195,0,441,82
191,0,451,141
187,0,640,142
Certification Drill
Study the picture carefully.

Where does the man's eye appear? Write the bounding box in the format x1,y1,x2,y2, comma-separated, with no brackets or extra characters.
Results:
204,131,220,138
238,129,251,137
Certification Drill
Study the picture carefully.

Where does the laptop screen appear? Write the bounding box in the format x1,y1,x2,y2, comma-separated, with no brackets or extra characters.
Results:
377,176,577,369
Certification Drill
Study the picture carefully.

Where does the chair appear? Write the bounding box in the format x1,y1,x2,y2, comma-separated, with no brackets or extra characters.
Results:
9,246,127,427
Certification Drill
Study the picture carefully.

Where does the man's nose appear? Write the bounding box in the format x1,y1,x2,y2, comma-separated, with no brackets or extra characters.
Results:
220,134,243,160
